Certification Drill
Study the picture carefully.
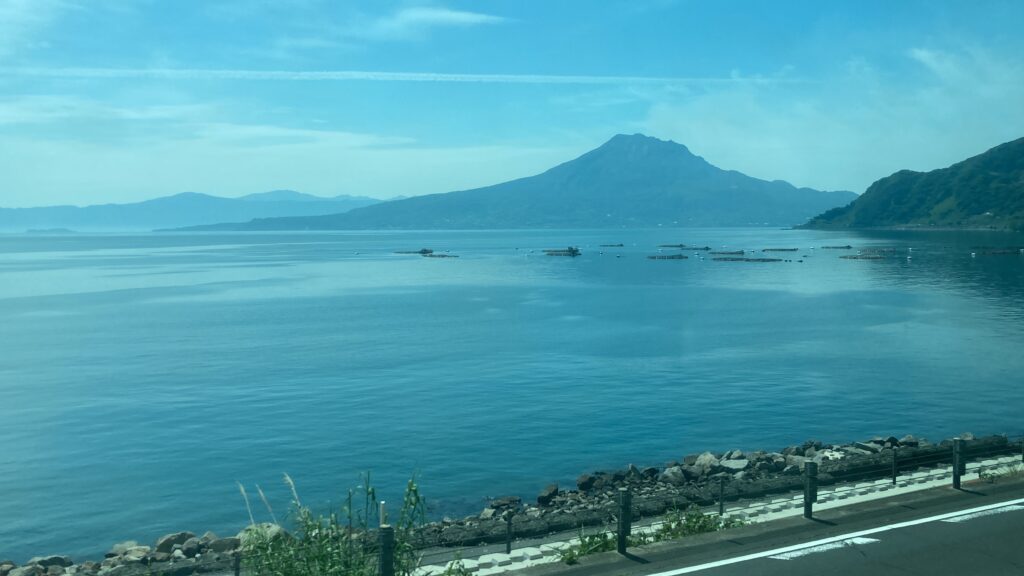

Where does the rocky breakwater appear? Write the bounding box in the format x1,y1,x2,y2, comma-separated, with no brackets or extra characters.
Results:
0,528,259,576
4,434,1014,571
414,433,1013,549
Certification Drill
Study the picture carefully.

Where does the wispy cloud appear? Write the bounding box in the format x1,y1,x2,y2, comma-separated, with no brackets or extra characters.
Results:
643,46,1024,193
0,0,70,59
357,7,507,41
0,66,806,86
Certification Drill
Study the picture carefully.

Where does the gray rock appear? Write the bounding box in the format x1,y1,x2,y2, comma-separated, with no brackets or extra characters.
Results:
681,454,699,466
44,567,62,576
0,562,15,576
537,484,558,506
853,442,882,453
720,459,749,472
804,447,818,459
694,452,719,469
782,464,801,475
26,558,71,569
207,537,241,553
899,435,919,447
181,537,201,558
725,449,744,460
658,466,687,486
576,474,596,492
784,454,806,467
199,531,218,544
641,466,659,479
960,432,976,441
108,541,138,556
155,532,196,554
479,508,497,520
171,549,186,560
9,568,42,576
237,523,289,546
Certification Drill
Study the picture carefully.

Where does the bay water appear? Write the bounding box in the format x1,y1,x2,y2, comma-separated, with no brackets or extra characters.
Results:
2,228,1024,562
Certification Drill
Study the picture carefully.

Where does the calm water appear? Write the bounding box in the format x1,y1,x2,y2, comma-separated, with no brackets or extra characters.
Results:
2,228,1024,561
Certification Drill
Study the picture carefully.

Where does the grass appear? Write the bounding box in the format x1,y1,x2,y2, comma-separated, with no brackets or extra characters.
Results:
238,473,426,576
978,463,1024,484
557,504,745,565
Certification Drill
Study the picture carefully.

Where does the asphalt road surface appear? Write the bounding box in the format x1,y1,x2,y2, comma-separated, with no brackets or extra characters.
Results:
522,478,1024,576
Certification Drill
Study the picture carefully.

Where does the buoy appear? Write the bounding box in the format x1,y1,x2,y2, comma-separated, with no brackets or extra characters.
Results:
971,252,976,258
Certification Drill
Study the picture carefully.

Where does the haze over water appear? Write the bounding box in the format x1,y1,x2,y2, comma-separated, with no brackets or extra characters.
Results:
2,228,1024,562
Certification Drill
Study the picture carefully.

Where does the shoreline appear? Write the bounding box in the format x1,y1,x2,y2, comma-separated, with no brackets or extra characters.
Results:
2,431,1017,576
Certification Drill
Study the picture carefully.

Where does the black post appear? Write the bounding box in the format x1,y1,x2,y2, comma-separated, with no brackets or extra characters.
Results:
379,525,395,576
803,461,818,519
616,487,632,555
953,438,965,489
505,512,513,555
891,448,898,485
718,476,725,517
232,552,240,576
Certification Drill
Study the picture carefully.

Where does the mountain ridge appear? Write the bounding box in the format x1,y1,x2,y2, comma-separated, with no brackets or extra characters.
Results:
183,134,856,231
0,191,381,232
802,137,1024,231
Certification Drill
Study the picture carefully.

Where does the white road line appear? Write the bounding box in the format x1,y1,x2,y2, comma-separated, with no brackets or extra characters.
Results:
768,537,879,560
941,504,1024,523
642,496,1024,576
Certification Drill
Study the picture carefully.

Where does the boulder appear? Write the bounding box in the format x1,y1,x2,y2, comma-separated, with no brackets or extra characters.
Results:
199,531,218,544
658,466,687,486
692,452,722,474
725,449,744,460
25,558,71,570
576,474,596,492
237,523,289,546
784,454,806,467
681,454,699,466
155,532,196,554
537,484,558,507
0,564,14,576
782,464,801,475
108,541,138,556
782,446,804,457
479,508,497,520
641,466,659,480
899,435,919,447
720,459,749,472
181,537,201,558
8,567,42,576
207,537,240,553
960,432,976,441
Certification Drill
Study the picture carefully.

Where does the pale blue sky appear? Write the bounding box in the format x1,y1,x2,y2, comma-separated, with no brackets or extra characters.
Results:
1,0,1022,207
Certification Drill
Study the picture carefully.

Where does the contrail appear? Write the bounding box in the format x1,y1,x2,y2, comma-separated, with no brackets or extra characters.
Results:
0,67,805,85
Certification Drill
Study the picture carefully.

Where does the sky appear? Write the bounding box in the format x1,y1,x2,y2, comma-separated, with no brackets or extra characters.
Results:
1,0,1023,207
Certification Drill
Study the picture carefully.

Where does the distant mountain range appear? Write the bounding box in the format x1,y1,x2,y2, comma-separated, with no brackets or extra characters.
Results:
803,137,1024,231
0,191,380,232
181,134,857,231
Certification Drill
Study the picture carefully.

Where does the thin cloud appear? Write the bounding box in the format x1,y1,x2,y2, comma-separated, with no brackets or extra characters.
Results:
359,7,507,41
0,66,806,86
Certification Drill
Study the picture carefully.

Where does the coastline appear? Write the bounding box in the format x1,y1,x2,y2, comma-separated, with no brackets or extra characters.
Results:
2,432,1016,576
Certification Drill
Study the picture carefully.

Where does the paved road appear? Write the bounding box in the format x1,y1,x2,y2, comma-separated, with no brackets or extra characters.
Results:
520,478,1024,576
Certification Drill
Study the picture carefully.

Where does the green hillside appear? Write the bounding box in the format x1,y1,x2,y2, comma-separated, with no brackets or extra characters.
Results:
804,137,1024,231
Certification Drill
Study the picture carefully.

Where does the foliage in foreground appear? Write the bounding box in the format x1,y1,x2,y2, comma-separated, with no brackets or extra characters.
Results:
239,474,425,576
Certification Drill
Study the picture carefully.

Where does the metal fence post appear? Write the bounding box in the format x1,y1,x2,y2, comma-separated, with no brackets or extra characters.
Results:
718,476,725,517
232,551,240,576
891,448,898,485
803,462,818,519
953,438,964,489
379,525,395,576
505,512,513,555
617,487,632,555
